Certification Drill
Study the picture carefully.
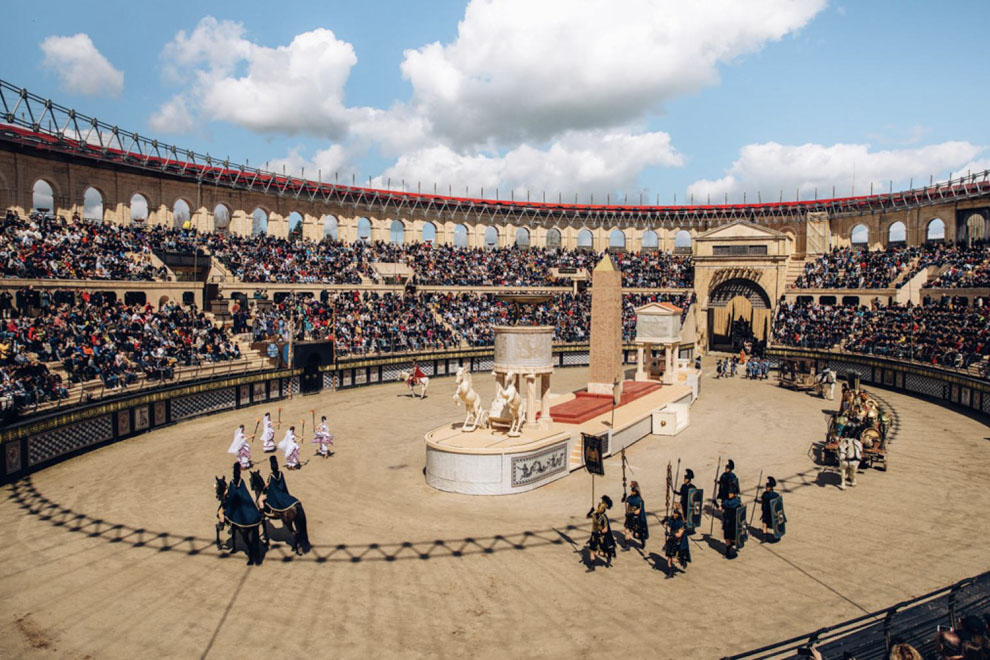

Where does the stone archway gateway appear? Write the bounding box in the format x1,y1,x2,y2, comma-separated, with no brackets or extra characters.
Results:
707,277,771,352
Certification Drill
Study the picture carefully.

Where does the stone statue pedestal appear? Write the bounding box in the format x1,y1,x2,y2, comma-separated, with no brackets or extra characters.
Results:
493,326,554,430
633,302,683,385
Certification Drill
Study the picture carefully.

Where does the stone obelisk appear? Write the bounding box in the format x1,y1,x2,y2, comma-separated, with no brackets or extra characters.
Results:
587,254,623,395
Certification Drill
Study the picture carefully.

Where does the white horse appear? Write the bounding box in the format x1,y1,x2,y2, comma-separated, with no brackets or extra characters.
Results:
489,370,525,436
398,370,429,399
452,366,485,432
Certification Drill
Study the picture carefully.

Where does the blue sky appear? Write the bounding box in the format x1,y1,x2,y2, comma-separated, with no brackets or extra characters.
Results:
4,0,990,203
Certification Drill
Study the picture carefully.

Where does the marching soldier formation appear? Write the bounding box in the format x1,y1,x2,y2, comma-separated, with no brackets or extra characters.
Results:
582,456,788,573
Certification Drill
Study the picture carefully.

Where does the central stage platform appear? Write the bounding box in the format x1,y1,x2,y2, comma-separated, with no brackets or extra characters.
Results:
425,379,694,495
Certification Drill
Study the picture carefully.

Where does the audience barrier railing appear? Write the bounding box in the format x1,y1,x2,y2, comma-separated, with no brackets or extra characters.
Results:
767,347,990,418
723,570,990,659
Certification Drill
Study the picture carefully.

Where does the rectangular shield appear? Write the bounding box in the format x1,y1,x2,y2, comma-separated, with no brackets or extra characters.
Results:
686,487,703,529
770,496,786,539
582,433,605,476
735,504,748,550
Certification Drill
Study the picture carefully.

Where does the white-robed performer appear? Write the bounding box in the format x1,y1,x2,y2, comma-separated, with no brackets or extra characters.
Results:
260,412,276,453
312,416,334,457
227,424,252,469
278,426,301,469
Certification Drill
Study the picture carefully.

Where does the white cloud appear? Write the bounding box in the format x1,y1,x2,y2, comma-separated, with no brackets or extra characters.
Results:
149,95,195,133
400,0,826,147
155,17,357,137
375,128,682,199
40,33,124,97
687,141,986,202
268,144,352,180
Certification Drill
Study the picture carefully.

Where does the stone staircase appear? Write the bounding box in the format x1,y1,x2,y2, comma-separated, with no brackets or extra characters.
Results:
784,255,808,288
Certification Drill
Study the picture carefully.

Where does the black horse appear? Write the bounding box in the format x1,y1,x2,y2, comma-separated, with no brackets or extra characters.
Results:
248,470,310,555
214,474,264,565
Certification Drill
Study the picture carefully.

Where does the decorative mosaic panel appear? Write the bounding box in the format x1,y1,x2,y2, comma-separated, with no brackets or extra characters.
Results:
905,373,943,398
421,362,435,376
382,365,401,382
982,393,990,414
475,358,494,372
562,352,589,366
5,442,22,474
836,362,872,383
369,369,379,383
323,372,336,390
117,409,131,435
253,382,266,401
172,388,236,421
353,370,367,385
134,405,150,432
342,371,352,387
28,415,112,466
895,372,904,389
883,370,895,386
239,385,250,403
511,441,568,487
961,387,971,407
289,377,299,396
951,385,961,403
153,401,166,426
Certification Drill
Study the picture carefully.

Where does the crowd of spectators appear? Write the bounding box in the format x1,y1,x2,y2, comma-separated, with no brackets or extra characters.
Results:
1,211,172,281
206,234,371,284
0,291,241,411
924,240,990,287
772,296,990,372
793,246,921,289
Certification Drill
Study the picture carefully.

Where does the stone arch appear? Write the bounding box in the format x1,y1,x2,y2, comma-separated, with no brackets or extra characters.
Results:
453,223,468,248
707,277,772,351
577,228,594,249
422,221,437,244
483,225,499,249
213,203,231,233
609,229,626,251
129,193,149,224
252,208,269,236
515,226,530,248
641,229,659,251
356,217,371,242
850,223,869,247
966,213,986,244
926,218,945,242
674,229,692,252
390,219,406,245
173,198,192,229
287,211,304,240
887,220,906,245
546,227,562,248
323,214,338,240
32,179,55,214
82,186,104,222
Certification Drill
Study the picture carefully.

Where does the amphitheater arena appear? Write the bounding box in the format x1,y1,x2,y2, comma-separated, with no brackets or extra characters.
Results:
1,84,989,658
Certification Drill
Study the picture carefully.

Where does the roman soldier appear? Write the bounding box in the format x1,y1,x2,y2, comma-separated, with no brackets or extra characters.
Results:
227,424,252,469
278,426,301,469
588,495,616,567
260,412,276,452
663,507,691,576
760,476,785,541
622,481,649,547
717,459,740,508
678,468,700,533
312,415,334,457
721,483,743,559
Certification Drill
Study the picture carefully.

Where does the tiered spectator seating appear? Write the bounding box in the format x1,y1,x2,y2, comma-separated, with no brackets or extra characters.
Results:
793,246,921,289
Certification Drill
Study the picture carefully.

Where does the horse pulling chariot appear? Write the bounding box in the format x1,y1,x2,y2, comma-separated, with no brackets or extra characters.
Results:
821,389,891,471
777,357,823,395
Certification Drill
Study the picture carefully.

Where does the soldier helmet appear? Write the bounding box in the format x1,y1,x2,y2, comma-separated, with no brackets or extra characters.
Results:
601,495,613,509
766,476,777,488
726,459,735,470
269,455,279,472
685,468,694,480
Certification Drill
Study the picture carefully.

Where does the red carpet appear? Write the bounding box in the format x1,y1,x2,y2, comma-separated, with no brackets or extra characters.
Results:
546,381,662,424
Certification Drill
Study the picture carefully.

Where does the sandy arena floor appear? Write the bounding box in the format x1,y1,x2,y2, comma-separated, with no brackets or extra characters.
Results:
0,361,988,659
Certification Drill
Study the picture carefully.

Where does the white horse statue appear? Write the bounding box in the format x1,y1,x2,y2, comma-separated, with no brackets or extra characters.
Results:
452,366,485,432
489,370,525,437
397,370,429,399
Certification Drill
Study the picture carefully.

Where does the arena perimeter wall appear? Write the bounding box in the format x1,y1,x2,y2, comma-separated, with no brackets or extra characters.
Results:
5,342,984,484
767,347,990,421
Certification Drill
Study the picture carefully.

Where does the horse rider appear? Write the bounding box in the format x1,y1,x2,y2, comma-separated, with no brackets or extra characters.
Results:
260,455,309,553
219,462,264,565
406,360,427,389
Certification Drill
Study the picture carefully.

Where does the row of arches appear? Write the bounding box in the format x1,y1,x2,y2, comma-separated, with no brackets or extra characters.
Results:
848,219,946,246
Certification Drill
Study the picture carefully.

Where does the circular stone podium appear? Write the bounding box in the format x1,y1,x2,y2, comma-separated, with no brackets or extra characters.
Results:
493,325,554,429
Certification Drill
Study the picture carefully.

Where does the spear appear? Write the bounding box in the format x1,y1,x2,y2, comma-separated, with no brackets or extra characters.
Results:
251,418,260,442
620,448,628,502
670,457,681,518
300,419,306,439
277,407,282,429
310,408,316,431
664,460,672,519
709,456,722,535
749,469,764,527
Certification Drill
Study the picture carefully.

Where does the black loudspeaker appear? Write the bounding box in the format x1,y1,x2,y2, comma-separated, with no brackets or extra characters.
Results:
292,340,334,394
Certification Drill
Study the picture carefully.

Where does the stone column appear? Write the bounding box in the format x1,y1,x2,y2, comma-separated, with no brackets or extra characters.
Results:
635,344,646,381
540,374,553,427
526,374,538,426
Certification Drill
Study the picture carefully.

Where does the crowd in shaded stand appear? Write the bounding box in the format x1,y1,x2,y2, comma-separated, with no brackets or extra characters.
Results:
0,291,240,411
206,234,371,284
1,211,170,281
793,246,922,289
427,292,592,345
405,244,565,286
773,297,990,373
